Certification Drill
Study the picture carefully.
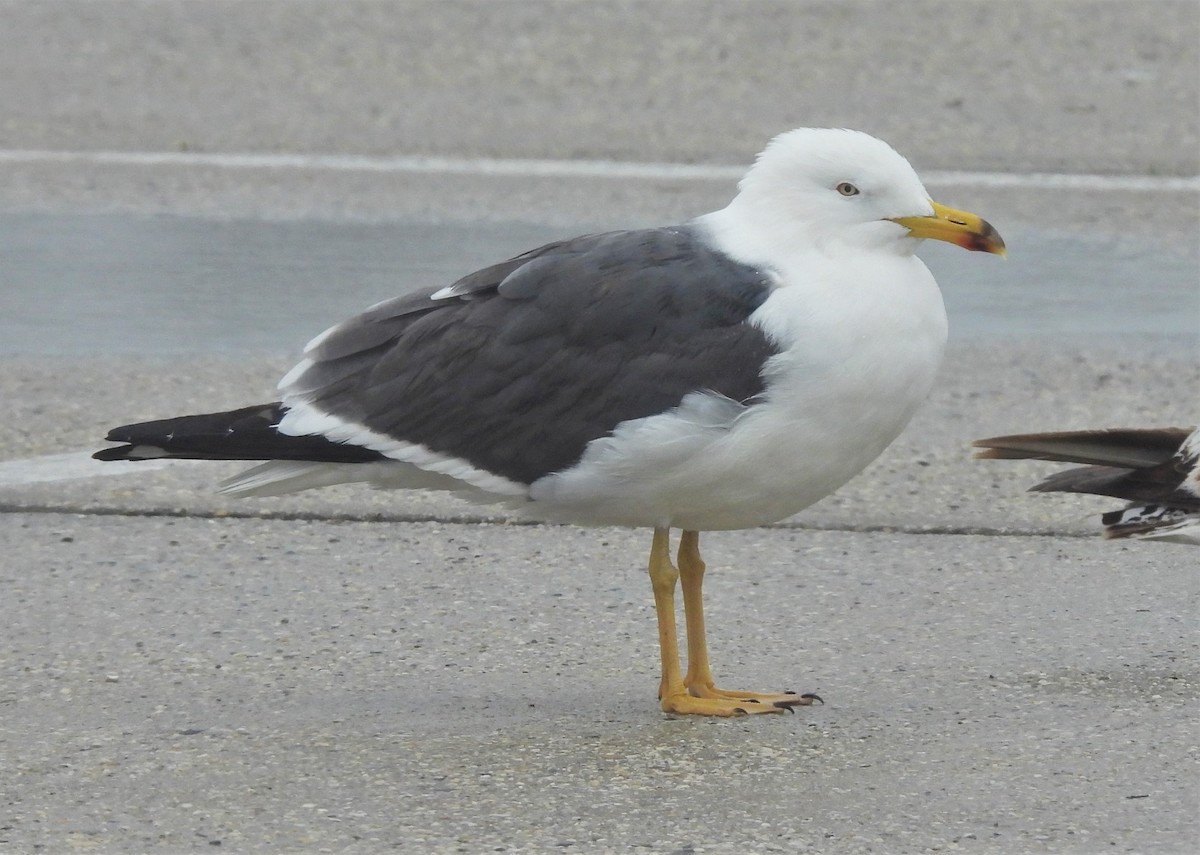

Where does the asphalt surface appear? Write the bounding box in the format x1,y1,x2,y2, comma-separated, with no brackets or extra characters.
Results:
1,2,1198,853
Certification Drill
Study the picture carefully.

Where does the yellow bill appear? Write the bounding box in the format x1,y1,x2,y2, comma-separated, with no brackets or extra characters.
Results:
892,201,1006,255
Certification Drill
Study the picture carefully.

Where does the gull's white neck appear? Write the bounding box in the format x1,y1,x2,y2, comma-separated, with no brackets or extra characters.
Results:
691,194,950,518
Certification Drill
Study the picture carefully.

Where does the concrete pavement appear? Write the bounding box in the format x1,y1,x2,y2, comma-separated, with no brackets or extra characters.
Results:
2,0,1196,172
1,513,1196,853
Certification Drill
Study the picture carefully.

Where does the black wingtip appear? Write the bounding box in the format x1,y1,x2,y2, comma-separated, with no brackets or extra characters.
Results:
92,404,386,464
92,445,135,462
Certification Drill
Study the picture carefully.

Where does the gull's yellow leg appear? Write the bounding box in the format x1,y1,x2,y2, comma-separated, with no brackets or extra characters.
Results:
676,530,821,711
648,527,684,705
648,528,784,716
677,529,719,694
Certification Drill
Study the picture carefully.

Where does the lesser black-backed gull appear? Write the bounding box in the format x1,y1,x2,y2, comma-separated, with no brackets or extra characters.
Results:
974,426,1200,546
96,128,1006,716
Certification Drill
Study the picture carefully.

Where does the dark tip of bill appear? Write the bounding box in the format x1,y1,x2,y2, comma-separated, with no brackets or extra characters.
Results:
971,219,1006,255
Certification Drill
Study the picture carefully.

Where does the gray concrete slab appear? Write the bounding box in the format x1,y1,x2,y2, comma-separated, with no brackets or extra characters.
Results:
1,514,1196,853
2,0,1196,174
0,0,1197,245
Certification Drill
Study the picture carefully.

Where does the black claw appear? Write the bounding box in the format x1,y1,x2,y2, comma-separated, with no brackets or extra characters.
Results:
773,701,796,713
800,692,824,704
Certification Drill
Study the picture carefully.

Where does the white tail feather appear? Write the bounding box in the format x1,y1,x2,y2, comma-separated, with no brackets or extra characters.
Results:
218,458,528,500
218,461,382,497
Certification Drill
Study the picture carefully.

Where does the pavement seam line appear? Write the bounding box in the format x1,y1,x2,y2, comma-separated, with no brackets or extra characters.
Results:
0,502,1096,540
1,149,1197,192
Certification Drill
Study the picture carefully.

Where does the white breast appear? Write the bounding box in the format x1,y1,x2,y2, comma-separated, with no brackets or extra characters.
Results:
528,252,948,530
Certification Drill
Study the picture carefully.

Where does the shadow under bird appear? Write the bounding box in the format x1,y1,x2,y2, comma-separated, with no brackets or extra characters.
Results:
95,128,1005,716
974,426,1200,545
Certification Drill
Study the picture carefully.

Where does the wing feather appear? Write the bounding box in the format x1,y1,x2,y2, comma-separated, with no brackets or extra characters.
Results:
281,227,778,485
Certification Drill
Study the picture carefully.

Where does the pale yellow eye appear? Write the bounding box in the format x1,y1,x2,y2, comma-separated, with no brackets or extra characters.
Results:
836,182,860,197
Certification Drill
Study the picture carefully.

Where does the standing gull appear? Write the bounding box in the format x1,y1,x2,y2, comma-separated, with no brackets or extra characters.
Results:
96,128,1005,716
974,426,1200,545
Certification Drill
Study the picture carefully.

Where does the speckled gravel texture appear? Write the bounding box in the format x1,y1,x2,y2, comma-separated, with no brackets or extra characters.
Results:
2,515,1196,853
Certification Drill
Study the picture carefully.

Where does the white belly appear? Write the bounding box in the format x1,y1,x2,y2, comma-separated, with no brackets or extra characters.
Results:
528,254,948,530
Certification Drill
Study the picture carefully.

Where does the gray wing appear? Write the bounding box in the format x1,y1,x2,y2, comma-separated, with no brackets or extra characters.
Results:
282,227,779,485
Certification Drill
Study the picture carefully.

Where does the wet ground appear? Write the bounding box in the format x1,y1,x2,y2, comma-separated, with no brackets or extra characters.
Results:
3,212,1196,356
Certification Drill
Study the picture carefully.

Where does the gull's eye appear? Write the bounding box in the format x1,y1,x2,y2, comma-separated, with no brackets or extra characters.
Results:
836,182,860,197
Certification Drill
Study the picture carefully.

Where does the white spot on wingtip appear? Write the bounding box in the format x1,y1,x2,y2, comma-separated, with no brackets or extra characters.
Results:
277,357,315,391
303,323,341,354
